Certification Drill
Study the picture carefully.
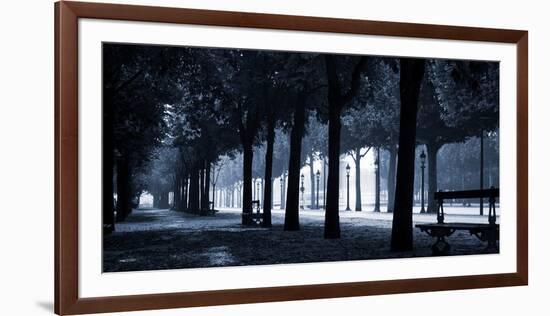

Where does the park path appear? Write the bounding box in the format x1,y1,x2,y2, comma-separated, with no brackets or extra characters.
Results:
103,207,497,272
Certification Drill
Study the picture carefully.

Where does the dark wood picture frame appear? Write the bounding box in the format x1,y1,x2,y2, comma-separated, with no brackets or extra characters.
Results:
54,1,528,315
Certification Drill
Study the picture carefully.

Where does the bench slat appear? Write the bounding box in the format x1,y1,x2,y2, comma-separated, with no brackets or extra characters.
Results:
434,188,499,200
416,223,499,230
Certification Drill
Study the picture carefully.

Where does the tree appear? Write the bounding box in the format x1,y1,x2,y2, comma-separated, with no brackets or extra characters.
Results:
168,48,242,215
323,55,366,239
103,44,180,227
284,92,307,230
301,117,328,210
216,154,243,207
367,58,400,213
283,55,325,231
390,58,426,252
272,129,290,209
417,59,499,213
257,54,296,227
141,147,178,209
215,50,271,224
342,58,400,213
373,147,381,212
341,106,373,212
211,157,227,208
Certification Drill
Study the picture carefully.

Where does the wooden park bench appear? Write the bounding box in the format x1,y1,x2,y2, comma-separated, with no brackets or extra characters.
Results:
415,188,499,255
242,200,263,225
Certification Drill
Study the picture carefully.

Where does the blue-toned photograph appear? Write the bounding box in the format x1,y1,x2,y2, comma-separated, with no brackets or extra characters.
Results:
101,43,499,272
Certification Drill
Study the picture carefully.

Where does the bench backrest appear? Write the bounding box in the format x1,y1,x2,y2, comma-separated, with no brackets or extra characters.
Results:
434,188,499,200
434,187,499,225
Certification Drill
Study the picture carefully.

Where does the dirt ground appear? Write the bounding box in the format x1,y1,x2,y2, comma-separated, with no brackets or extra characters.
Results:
103,207,498,272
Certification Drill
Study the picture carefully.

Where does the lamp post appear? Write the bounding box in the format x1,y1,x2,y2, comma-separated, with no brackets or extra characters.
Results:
280,176,284,209
345,164,351,211
477,117,492,215
480,130,484,216
237,181,242,208
323,158,327,209
300,174,305,210
420,150,426,213
280,171,287,210
252,178,256,200
257,180,261,203
316,170,321,209
373,151,381,212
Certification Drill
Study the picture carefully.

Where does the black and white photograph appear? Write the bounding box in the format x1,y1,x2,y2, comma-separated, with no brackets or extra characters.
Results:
102,43,500,272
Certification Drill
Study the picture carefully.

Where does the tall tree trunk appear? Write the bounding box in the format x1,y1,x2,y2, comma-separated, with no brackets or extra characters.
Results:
153,192,160,208
390,58,425,252
323,158,327,209
202,160,211,213
280,172,286,209
284,97,306,231
102,93,115,233
206,161,211,207
387,145,397,213
242,142,254,225
199,165,205,211
374,147,381,212
426,142,440,213
159,190,169,209
230,187,234,208
116,157,132,221
354,148,362,212
239,186,242,208
181,174,188,212
188,168,200,214
260,179,264,207
173,174,180,210
324,108,342,238
263,120,275,227
178,175,183,210
198,168,203,210
479,132,484,215
309,153,315,209
212,184,216,209
323,55,365,239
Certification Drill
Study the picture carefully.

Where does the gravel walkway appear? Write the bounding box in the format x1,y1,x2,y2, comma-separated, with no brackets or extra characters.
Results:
103,207,498,272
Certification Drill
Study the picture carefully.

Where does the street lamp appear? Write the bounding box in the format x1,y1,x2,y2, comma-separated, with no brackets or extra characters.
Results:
252,178,256,200
478,116,493,216
323,159,327,209
480,130,485,216
237,181,242,208
345,164,351,211
373,152,380,212
316,170,321,209
280,176,284,209
420,150,427,213
256,179,260,204
300,174,305,210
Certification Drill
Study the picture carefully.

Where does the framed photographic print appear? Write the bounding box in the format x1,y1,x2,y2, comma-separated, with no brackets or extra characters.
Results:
55,1,528,315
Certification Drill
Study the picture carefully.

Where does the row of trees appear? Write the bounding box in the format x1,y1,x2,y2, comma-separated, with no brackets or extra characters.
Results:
208,131,499,212
103,44,498,251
